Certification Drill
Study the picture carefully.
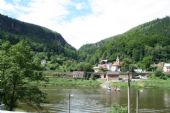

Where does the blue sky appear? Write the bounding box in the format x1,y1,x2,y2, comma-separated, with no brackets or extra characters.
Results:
0,0,170,49
64,0,92,21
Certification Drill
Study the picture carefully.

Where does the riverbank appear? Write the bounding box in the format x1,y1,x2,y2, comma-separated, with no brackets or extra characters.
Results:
38,76,170,89
111,79,170,88
40,77,102,88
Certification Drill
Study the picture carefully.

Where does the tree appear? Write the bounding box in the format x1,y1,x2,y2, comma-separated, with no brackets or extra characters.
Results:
0,40,46,111
141,56,153,70
122,58,133,72
75,62,93,72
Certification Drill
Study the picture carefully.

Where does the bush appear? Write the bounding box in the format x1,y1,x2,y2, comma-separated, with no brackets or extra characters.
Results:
109,105,127,113
154,70,168,80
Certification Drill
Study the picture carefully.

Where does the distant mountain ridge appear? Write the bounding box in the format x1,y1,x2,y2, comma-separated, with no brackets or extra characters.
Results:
79,16,170,65
0,13,77,59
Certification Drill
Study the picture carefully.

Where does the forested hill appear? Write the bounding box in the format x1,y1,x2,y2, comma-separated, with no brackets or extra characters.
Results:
79,16,170,66
0,13,77,59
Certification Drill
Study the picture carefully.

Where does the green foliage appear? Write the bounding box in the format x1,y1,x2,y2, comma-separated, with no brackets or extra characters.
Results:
0,14,77,72
0,40,47,111
121,58,133,72
74,62,93,72
153,70,168,80
43,77,101,88
111,79,170,88
141,56,153,70
79,17,170,70
108,105,127,113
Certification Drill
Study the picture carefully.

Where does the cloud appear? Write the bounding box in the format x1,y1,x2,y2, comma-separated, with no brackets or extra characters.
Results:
59,0,170,49
75,3,84,10
0,0,14,11
0,0,170,49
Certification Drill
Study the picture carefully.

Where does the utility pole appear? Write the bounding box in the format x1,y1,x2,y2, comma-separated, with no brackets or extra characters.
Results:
136,90,139,113
128,72,131,113
68,92,70,113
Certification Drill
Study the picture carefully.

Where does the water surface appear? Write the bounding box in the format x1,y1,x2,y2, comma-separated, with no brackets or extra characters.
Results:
42,87,170,113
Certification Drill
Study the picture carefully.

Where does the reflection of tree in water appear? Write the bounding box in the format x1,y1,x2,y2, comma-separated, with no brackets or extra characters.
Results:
40,88,170,113
44,88,66,104
41,87,67,113
139,88,167,111
164,89,170,108
60,88,118,113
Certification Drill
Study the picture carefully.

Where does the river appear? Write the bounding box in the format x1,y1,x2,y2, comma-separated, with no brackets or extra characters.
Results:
40,87,170,113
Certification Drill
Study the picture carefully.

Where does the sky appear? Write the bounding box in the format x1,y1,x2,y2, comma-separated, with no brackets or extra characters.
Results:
0,0,170,49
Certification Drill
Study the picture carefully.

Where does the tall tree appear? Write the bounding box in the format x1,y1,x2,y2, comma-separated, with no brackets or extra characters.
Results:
0,40,46,111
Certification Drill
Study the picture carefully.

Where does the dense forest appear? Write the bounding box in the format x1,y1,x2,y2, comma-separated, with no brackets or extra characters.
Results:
0,14,78,71
79,16,170,70
1,13,170,71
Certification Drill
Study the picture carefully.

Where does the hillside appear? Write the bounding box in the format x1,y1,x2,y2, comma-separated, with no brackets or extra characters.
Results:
79,16,170,67
0,14,77,59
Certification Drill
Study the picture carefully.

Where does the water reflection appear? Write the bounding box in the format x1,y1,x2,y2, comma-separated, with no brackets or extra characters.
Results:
42,87,170,113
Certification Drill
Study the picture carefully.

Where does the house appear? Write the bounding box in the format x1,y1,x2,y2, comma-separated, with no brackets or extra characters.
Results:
163,63,170,73
93,60,110,72
93,57,122,72
106,71,119,81
111,56,122,72
72,71,85,79
93,56,123,81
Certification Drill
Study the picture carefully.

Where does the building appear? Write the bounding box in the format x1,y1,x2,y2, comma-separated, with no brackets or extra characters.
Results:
163,63,170,73
111,56,122,72
93,57,122,72
72,71,85,79
93,57,123,81
106,71,120,81
93,60,110,72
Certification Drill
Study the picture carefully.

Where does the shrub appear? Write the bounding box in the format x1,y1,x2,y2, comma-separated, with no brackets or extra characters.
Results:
109,105,127,113
154,70,167,80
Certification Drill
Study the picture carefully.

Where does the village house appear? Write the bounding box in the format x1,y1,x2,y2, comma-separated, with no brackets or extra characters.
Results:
105,71,120,81
94,56,123,81
152,62,170,73
163,63,170,73
93,60,110,72
111,56,122,72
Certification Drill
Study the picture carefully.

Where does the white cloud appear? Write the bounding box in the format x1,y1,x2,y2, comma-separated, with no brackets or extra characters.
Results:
18,0,70,28
75,3,84,10
58,0,170,49
0,0,170,49
0,0,14,10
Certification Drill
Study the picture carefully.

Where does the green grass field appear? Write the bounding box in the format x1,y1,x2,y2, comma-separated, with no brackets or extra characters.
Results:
111,79,170,88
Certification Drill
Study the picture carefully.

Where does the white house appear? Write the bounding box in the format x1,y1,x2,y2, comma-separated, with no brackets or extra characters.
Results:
110,56,121,72
93,57,122,73
163,63,170,73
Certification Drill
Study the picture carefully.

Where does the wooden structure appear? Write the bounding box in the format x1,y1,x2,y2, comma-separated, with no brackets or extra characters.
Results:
72,71,85,79
106,71,119,81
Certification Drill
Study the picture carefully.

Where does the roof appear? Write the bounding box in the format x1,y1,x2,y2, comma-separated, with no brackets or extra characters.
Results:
106,71,120,75
112,61,123,66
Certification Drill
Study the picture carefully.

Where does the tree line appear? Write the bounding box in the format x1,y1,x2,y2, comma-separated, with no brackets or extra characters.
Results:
78,16,170,71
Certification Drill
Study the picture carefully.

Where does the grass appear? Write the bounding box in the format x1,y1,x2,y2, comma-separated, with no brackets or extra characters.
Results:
111,79,170,88
108,105,127,113
39,77,102,88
